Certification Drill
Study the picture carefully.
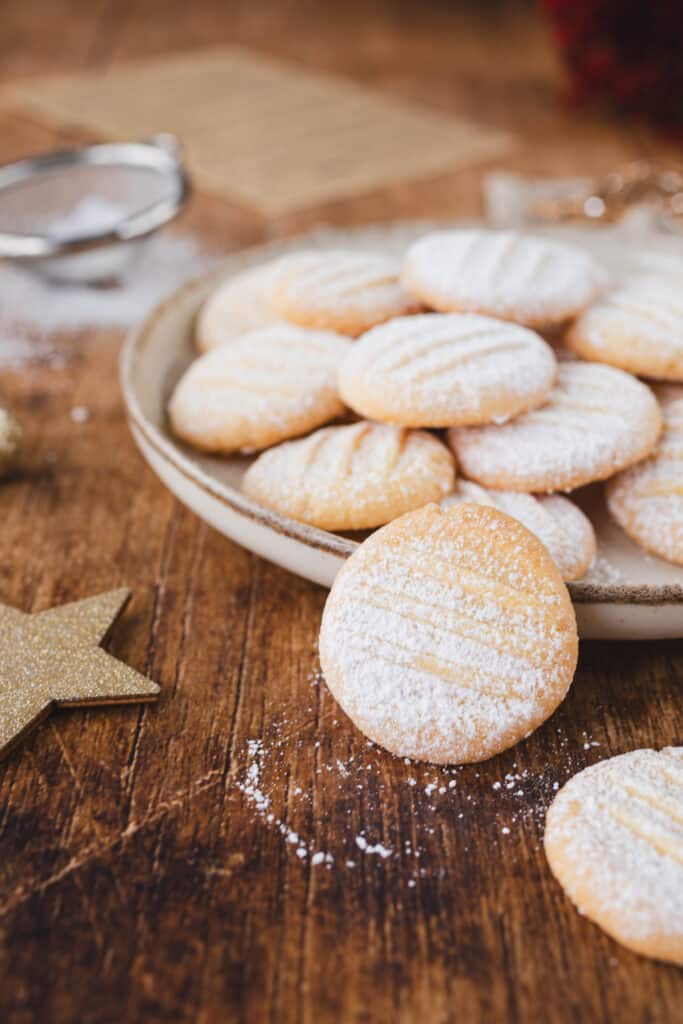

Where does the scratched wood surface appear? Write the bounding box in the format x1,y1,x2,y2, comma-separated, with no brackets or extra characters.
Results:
0,2,682,1022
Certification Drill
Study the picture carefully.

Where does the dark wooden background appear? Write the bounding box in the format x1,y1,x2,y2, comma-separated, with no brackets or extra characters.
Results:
0,2,681,1021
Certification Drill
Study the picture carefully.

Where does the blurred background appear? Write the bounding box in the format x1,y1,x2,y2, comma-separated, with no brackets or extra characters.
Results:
2,0,682,246
1,0,681,382
1,0,682,426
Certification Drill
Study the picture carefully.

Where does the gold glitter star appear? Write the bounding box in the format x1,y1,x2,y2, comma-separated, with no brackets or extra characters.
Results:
0,589,159,760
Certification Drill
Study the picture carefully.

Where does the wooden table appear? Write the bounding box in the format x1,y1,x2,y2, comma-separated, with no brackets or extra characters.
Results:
1,3,681,1021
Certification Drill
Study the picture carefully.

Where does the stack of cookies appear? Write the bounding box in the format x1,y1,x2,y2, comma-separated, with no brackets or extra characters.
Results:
170,226,681,576
169,228,683,965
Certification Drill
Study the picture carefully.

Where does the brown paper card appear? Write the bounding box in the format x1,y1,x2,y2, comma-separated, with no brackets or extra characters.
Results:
3,47,513,216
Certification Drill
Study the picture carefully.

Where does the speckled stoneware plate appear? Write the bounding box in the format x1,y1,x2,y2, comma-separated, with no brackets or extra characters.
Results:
120,221,683,639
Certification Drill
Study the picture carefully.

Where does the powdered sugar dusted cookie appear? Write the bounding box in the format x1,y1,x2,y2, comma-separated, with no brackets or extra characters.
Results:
271,249,419,336
606,386,683,565
402,229,605,328
566,277,683,382
338,313,556,427
243,421,454,530
545,747,683,965
169,324,350,453
319,502,578,764
195,260,283,353
449,362,662,493
442,481,595,581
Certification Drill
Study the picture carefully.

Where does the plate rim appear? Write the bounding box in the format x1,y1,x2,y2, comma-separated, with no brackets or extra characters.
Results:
119,222,683,607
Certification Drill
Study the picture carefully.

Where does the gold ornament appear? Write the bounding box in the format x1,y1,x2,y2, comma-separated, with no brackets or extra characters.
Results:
0,589,159,760
0,407,22,477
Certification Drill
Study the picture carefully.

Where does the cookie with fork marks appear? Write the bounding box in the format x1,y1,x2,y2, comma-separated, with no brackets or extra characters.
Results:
449,362,662,493
402,228,605,328
339,313,556,427
243,421,455,531
319,502,578,764
545,747,683,965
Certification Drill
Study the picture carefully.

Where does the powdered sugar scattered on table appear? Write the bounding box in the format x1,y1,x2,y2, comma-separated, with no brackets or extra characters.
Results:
70,405,91,424
0,229,213,367
230,679,598,881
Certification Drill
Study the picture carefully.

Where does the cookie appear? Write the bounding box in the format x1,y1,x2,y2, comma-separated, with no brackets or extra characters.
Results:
243,421,454,531
606,386,683,565
271,249,419,336
195,260,283,353
402,229,606,328
319,502,578,764
545,747,683,965
442,481,595,581
338,313,556,428
449,362,662,493
169,324,351,453
566,276,683,382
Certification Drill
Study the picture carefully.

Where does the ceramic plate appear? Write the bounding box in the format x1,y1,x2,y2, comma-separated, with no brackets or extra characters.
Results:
120,221,683,639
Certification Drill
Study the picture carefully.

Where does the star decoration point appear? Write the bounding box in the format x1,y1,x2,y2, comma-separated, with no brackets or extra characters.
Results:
0,589,159,759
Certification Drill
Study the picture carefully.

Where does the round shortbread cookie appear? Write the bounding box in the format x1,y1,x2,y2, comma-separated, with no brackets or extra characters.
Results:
545,747,683,965
243,421,454,531
338,313,556,428
449,362,662,493
169,324,351,454
606,386,683,565
271,249,419,336
319,502,578,764
195,260,283,353
402,229,606,328
442,481,596,581
566,276,683,381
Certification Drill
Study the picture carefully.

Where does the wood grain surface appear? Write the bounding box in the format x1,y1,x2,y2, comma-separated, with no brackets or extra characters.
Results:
0,2,681,1021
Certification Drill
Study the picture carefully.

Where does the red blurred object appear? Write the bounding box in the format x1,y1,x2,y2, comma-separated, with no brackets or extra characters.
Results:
541,0,683,130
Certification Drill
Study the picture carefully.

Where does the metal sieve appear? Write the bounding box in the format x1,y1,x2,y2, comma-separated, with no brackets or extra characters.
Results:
0,133,190,283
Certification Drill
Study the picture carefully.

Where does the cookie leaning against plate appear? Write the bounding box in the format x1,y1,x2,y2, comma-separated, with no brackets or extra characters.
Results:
545,747,683,966
566,276,683,382
338,313,556,427
402,228,606,328
449,362,662,493
442,480,595,581
606,386,683,565
319,502,578,764
271,249,419,336
169,324,351,454
195,260,283,353
243,421,454,531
